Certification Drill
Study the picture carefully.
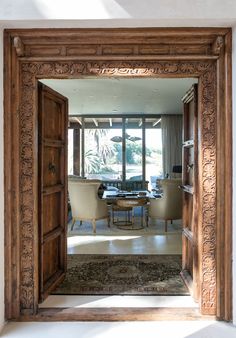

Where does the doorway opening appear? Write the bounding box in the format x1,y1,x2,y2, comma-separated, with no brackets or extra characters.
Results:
4,28,232,321
37,77,198,308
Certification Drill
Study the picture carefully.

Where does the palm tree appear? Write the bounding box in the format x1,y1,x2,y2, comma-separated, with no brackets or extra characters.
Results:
84,149,101,174
87,129,107,153
87,129,115,165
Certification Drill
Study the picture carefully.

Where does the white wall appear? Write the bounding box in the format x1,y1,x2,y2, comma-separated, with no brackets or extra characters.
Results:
0,0,236,24
0,0,236,330
1,0,236,27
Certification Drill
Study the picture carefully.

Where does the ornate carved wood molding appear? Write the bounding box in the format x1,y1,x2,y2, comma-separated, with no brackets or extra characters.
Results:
9,28,229,59
199,64,217,313
19,60,216,315
4,28,232,321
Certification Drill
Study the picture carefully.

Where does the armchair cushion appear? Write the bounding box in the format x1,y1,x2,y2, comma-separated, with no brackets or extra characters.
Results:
68,180,109,233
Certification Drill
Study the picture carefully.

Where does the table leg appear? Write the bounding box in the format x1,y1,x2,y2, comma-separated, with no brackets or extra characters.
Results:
141,206,144,227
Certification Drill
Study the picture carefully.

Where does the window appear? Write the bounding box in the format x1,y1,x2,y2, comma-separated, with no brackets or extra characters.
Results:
84,128,122,180
125,120,143,181
69,115,163,189
145,128,162,190
68,129,74,175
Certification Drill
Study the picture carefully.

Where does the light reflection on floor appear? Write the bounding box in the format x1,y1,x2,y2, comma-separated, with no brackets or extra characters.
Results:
67,234,182,255
40,294,197,308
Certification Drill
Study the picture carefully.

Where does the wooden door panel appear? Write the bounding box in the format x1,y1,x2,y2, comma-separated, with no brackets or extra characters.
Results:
186,241,193,276
43,95,64,140
43,237,61,281
43,193,62,234
183,194,193,231
43,238,60,283
181,84,199,301
38,82,68,302
185,147,194,186
187,100,195,140
43,147,62,187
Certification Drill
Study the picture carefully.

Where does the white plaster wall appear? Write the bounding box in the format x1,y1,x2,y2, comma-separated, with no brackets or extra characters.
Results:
1,0,236,27
0,0,236,23
0,0,236,331
0,26,4,332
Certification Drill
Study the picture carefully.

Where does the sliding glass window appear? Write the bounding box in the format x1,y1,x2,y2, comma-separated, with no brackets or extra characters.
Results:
145,123,162,190
68,128,74,175
69,115,163,189
84,127,122,180
125,118,143,181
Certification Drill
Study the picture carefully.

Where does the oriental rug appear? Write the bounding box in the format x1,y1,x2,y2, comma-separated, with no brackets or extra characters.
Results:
53,254,189,295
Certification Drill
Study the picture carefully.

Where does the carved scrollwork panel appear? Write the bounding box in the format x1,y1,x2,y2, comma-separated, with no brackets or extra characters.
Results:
18,60,217,315
199,64,217,313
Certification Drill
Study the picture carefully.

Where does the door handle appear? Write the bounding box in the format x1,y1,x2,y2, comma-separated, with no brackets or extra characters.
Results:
48,162,56,174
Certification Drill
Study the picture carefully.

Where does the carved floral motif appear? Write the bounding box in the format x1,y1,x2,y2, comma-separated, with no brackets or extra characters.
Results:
199,64,217,312
19,60,217,314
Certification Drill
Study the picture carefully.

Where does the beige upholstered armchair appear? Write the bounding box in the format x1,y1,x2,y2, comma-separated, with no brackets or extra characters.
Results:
68,179,110,233
148,179,182,231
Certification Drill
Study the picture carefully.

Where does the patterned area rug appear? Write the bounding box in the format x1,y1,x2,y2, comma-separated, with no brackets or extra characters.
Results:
53,254,189,295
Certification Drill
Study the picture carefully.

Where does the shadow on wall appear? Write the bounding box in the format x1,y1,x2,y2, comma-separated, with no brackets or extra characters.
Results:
2,0,232,21
0,0,131,20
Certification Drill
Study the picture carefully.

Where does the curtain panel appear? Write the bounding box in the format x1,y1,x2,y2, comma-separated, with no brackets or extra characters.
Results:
161,115,182,177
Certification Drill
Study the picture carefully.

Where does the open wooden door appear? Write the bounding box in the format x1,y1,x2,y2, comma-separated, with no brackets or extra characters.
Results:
38,83,68,302
181,84,199,301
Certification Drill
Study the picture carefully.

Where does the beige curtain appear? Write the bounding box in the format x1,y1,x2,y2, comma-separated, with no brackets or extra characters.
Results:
161,115,182,177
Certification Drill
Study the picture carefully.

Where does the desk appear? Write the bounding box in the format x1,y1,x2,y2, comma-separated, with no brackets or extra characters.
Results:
102,180,149,191
102,190,153,200
102,191,152,228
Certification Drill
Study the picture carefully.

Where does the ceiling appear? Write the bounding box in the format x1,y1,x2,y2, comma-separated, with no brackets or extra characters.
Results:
40,78,197,116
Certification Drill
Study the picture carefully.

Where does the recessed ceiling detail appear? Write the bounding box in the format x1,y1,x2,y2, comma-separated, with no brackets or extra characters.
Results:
41,78,197,116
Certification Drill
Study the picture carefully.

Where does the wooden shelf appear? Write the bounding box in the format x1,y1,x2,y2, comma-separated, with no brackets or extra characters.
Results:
183,140,194,148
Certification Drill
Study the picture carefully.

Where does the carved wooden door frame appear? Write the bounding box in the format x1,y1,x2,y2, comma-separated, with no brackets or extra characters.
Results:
4,28,232,321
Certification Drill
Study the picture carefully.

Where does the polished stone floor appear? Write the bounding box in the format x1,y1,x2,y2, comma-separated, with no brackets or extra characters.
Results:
41,231,185,308
40,294,197,308
2,321,236,338
67,233,182,255
15,228,235,338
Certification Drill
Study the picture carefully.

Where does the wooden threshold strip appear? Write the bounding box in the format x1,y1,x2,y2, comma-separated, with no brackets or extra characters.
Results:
20,307,215,322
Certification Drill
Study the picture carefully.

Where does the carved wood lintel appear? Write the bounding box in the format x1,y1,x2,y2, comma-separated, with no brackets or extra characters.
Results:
4,28,232,321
